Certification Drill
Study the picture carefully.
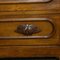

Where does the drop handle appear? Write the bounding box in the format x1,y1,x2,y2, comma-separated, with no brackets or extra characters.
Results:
16,24,41,35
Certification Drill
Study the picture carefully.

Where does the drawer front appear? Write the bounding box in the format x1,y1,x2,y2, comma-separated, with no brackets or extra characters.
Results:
0,0,60,13
0,15,59,46
0,18,55,39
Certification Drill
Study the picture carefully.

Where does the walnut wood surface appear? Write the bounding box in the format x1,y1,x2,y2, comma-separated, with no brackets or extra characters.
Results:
0,46,60,57
0,0,60,58
0,14,59,57
0,18,55,39
0,15,59,46
0,0,59,12
0,0,51,3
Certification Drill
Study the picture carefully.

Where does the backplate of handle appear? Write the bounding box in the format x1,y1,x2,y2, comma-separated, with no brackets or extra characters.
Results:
0,0,52,3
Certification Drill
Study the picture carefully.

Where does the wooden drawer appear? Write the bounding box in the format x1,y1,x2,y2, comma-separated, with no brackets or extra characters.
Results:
0,0,60,13
0,14,59,46
0,0,59,58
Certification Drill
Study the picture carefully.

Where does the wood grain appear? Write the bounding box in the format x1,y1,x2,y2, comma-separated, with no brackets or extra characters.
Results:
0,0,51,3
0,14,59,46
0,0,59,58
0,46,60,57
0,18,54,39
0,0,59,12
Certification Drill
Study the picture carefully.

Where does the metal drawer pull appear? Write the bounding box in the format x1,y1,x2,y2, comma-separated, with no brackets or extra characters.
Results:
16,24,40,35
0,0,52,3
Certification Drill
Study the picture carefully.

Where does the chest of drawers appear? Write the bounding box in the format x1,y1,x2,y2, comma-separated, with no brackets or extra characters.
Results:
0,0,60,59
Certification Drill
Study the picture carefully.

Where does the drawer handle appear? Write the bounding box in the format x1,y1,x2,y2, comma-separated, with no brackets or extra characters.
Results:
16,24,40,35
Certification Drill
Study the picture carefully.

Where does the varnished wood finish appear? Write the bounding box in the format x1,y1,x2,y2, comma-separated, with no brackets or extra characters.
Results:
0,0,51,3
0,18,55,39
0,46,60,58
0,0,59,12
0,15,59,46
0,14,59,58
0,0,60,58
